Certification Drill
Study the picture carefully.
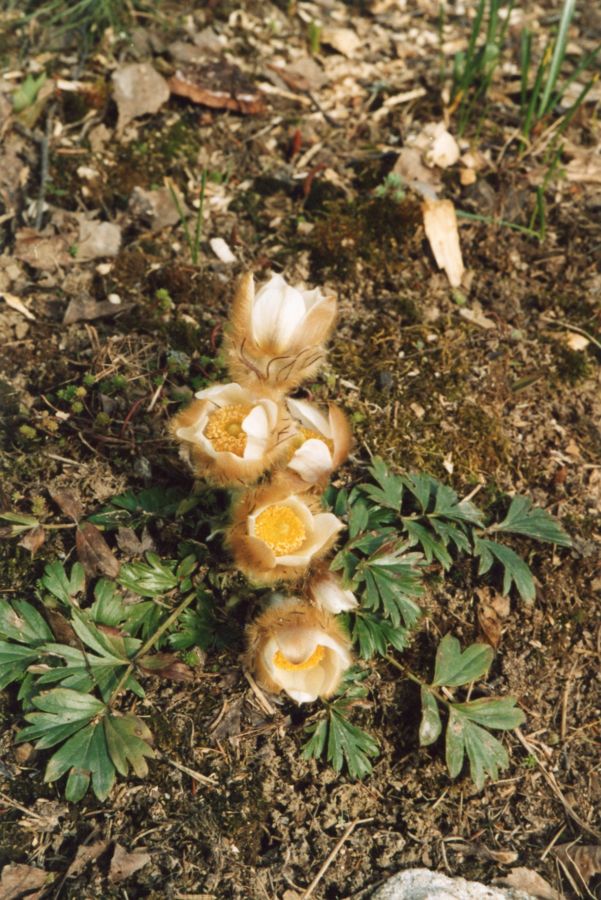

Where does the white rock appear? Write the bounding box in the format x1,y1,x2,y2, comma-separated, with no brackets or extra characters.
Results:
370,868,536,900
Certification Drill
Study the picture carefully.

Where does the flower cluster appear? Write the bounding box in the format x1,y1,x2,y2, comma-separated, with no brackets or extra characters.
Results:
170,272,356,703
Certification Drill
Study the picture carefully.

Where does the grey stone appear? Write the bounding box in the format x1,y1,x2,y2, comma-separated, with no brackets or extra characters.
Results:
371,868,536,900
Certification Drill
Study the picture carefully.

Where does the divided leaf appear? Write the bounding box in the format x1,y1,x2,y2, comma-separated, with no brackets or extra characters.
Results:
445,706,511,789
474,537,535,603
432,634,493,687
302,708,379,780
493,495,572,547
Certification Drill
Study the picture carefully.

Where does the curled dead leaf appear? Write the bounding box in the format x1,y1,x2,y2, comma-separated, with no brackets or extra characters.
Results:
168,63,266,115
65,840,111,878
138,652,194,683
0,863,47,900
18,525,46,556
500,866,561,899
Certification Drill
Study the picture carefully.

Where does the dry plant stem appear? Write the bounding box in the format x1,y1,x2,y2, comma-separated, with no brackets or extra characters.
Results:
35,102,56,231
108,591,197,708
0,790,48,821
158,754,218,788
514,728,601,840
301,817,374,899
540,316,601,352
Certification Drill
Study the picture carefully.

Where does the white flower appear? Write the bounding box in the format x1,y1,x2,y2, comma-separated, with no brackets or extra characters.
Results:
245,600,352,703
228,483,344,584
285,398,352,484
309,571,358,614
170,382,288,485
225,272,337,391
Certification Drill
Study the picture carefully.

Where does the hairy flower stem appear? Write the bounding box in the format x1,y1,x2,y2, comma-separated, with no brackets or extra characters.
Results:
108,591,197,708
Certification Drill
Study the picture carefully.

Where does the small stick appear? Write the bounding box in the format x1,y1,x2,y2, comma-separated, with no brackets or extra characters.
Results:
35,101,56,231
159,755,217,788
540,315,601,352
244,670,276,716
301,817,374,899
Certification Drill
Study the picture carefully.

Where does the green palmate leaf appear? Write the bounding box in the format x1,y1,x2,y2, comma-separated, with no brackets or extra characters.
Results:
301,718,328,761
118,553,180,597
0,642,42,690
348,497,370,537
492,495,571,547
363,457,405,510
45,721,116,801
40,561,85,606
401,473,434,512
445,707,512,789
403,519,453,569
430,519,471,553
452,696,526,730
90,578,127,627
168,594,218,651
0,598,54,644
18,688,105,749
32,641,139,701
352,613,411,659
474,537,535,603
432,635,493,687
104,712,155,778
419,686,442,746
431,483,485,526
327,708,379,779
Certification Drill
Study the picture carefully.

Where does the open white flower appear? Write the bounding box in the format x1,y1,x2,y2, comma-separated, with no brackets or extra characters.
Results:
285,398,352,484
228,481,344,584
225,272,337,391
170,382,289,485
245,600,352,703
309,571,358,614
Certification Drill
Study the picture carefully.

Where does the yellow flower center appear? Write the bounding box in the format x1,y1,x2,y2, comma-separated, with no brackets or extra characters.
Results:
253,504,307,555
273,645,326,671
287,427,333,459
205,404,252,455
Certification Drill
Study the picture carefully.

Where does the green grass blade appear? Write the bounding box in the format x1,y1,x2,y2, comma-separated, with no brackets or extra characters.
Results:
538,0,576,115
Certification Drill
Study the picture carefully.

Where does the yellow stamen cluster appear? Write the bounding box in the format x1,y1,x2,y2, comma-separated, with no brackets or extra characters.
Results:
273,645,325,671
254,505,306,555
205,404,252,455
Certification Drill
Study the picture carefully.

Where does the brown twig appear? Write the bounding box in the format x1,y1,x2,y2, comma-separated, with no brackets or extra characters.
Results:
301,817,374,899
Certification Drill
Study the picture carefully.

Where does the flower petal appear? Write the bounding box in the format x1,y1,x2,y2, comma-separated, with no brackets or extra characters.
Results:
194,382,249,405
311,575,358,614
286,398,331,437
241,403,271,460
288,438,333,483
252,274,307,353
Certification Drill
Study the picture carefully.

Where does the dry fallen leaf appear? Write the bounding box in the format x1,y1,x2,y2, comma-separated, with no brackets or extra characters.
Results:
13,228,71,270
321,26,361,58
49,488,83,522
112,63,170,134
116,526,154,558
555,843,601,890
422,199,465,287
65,840,110,878
18,525,46,556
128,186,183,230
109,843,151,884
500,866,561,899
1,291,35,321
138,652,195,683
0,863,47,900
63,297,129,325
168,63,266,115
44,608,78,645
476,587,510,648
76,522,120,579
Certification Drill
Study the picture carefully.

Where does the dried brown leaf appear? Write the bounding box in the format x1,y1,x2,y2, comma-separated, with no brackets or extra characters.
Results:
76,522,120,579
109,843,151,884
500,866,561,899
65,840,110,878
48,488,83,522
0,863,47,900
112,63,170,133
63,297,128,325
115,526,154,558
13,229,71,270
555,843,601,888
138,652,194,683
168,63,266,115
44,608,78,645
18,526,46,556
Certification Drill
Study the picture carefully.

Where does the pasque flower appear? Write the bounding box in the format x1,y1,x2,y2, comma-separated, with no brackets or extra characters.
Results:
227,480,344,584
170,382,290,485
285,398,352,485
245,599,352,703
225,272,337,391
